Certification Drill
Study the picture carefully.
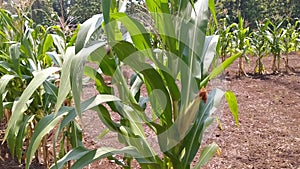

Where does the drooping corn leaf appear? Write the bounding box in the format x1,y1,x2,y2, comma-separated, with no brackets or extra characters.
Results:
50,146,149,169
110,12,152,57
225,91,239,127
4,67,60,156
75,14,104,53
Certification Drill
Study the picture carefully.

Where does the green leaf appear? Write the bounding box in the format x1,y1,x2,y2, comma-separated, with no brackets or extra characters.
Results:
110,13,152,55
52,109,77,167
42,34,54,54
181,89,224,166
51,146,148,169
16,115,34,163
72,146,148,169
180,0,210,112
0,9,20,34
201,52,242,87
202,35,219,75
71,42,106,117
43,80,58,98
84,66,113,94
112,41,173,127
158,95,202,152
0,74,15,119
93,105,120,132
81,94,120,112
69,121,82,148
130,74,143,99
102,0,111,25
193,142,219,169
50,146,90,169
87,46,117,76
208,0,217,26
51,34,65,55
225,91,239,127
3,67,60,150
75,14,104,53
9,43,21,76
55,47,74,115
25,107,70,169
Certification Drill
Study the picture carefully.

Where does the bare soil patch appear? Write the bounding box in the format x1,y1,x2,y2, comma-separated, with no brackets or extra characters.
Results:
203,55,300,169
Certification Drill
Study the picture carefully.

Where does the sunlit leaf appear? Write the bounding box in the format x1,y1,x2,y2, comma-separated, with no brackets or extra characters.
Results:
225,91,239,127
4,67,60,150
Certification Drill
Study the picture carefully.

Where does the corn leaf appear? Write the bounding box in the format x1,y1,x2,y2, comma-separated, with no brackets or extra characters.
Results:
181,89,224,166
112,41,173,127
75,14,104,53
71,42,106,117
24,95,67,169
200,52,242,87
110,12,152,57
4,67,60,151
0,74,15,119
225,91,239,127
51,146,148,169
55,47,74,114
193,142,219,169
16,115,34,163
202,35,219,75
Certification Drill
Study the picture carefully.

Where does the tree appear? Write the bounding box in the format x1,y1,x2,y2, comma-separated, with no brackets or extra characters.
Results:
52,0,102,24
215,0,300,30
31,0,54,26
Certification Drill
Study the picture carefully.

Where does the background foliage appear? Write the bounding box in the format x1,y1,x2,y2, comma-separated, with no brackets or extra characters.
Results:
2,0,299,29
216,0,300,29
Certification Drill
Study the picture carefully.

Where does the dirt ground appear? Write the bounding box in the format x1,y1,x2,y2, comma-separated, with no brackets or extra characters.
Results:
203,55,300,169
1,54,300,168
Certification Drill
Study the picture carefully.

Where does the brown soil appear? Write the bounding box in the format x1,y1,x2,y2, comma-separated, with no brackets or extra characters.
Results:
1,54,300,168
203,55,300,169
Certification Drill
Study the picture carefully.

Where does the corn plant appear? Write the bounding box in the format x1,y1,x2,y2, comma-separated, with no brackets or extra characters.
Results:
249,21,269,75
0,8,79,168
47,0,240,169
292,18,300,52
231,13,250,76
281,19,298,72
216,18,237,62
265,19,285,73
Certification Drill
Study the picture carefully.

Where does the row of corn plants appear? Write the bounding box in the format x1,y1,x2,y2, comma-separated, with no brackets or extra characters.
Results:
0,7,81,168
216,15,300,75
1,0,240,168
